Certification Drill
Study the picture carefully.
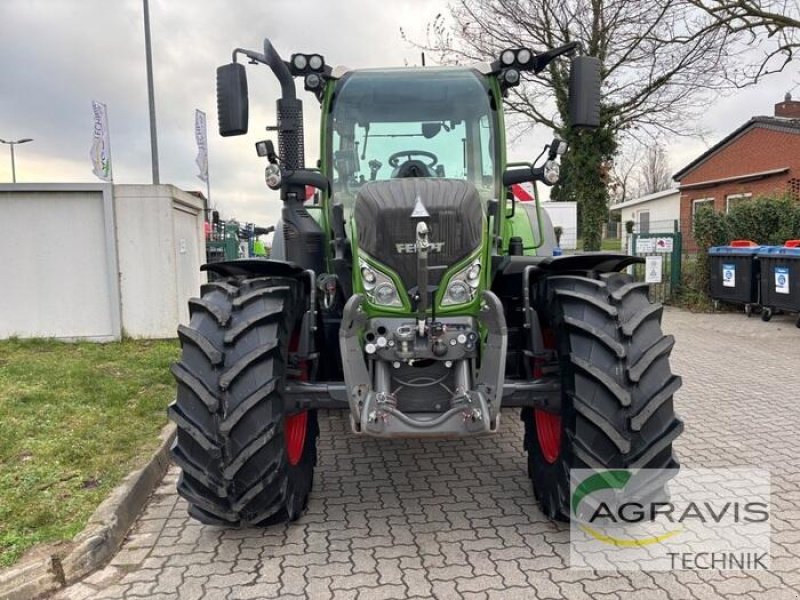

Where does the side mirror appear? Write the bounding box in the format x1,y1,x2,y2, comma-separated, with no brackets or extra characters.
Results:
216,63,249,136
568,56,601,128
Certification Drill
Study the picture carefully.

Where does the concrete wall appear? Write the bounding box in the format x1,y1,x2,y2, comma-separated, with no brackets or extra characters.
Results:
0,184,120,341
114,185,206,338
0,183,206,341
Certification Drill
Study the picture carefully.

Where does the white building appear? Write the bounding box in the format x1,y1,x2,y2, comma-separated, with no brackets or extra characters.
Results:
610,188,680,251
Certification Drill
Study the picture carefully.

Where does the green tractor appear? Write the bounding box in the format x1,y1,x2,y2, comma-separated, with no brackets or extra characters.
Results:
169,38,683,525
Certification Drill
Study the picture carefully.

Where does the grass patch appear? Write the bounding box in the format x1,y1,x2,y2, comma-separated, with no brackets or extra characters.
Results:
0,338,179,567
574,238,623,251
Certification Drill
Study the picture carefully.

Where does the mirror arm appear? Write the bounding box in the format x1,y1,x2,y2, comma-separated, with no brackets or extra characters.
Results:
502,166,556,187
532,41,582,73
530,167,546,182
502,167,534,187
283,169,331,195
232,40,297,101
263,38,297,100
233,48,264,64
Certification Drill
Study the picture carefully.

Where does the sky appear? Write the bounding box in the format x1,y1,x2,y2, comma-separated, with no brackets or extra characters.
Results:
0,0,797,227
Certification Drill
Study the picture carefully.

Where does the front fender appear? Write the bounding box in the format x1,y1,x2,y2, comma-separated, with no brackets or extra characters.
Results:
497,252,643,277
202,258,306,279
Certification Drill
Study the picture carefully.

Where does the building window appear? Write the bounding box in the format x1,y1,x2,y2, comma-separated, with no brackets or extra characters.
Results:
638,210,650,234
787,178,800,200
726,193,752,213
691,198,714,230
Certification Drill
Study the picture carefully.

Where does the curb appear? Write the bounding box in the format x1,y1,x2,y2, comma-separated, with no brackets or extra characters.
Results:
0,423,176,600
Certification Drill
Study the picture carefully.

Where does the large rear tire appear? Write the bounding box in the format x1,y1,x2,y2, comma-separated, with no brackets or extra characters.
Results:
169,276,318,526
522,272,683,521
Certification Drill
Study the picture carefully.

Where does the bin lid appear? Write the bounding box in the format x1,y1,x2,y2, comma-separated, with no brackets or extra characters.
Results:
757,245,800,257
709,245,762,256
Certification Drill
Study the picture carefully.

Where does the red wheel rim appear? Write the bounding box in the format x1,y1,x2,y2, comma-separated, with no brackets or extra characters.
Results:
534,409,561,463
285,411,308,466
532,327,561,463
285,330,309,467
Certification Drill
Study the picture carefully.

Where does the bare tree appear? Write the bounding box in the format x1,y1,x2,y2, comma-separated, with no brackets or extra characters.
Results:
608,151,637,205
406,0,783,249
608,142,672,204
635,143,674,197
687,0,800,83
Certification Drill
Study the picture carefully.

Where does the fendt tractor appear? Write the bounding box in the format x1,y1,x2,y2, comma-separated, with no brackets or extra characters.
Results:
169,37,683,526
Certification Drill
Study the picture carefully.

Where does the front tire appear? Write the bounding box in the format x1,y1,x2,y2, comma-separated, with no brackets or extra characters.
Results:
169,276,318,526
522,272,683,521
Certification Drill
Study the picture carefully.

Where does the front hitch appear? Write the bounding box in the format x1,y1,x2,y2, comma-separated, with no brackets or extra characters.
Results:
339,291,507,438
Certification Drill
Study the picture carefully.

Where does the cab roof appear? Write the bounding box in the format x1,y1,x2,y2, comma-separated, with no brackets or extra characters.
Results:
330,67,495,123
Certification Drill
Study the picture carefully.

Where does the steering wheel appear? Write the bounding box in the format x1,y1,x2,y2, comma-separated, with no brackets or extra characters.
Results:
388,150,439,169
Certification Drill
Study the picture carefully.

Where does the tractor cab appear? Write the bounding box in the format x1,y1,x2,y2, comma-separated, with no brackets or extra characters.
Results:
327,67,500,206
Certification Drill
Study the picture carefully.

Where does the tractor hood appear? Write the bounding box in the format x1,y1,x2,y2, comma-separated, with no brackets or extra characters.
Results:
354,179,484,290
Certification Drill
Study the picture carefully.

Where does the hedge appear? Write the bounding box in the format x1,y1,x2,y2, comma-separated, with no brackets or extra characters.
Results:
686,194,800,302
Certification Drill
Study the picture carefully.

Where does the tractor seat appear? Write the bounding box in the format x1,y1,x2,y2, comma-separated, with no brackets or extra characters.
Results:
392,159,434,178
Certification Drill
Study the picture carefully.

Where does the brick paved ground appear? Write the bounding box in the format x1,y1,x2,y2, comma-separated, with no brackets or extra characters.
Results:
52,308,800,599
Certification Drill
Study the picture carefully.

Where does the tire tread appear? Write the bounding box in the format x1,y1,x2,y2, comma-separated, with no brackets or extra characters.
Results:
170,276,318,527
523,272,683,520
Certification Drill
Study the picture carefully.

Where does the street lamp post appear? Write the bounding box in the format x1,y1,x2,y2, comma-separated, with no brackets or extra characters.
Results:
0,138,33,183
143,0,160,184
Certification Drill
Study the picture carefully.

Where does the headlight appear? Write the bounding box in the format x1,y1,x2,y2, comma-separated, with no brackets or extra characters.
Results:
361,266,377,285
292,54,308,70
442,256,482,306
446,281,471,304
374,283,398,305
359,258,402,307
466,263,481,282
543,159,560,185
264,163,282,190
502,68,520,85
308,54,324,71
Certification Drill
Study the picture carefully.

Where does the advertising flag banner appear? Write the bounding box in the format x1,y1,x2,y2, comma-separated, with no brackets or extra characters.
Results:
90,101,112,182
195,109,209,182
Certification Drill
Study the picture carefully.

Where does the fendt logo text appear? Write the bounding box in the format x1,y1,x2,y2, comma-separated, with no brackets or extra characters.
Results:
395,242,445,254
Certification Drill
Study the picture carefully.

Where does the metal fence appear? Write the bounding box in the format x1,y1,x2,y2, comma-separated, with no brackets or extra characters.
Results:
630,232,683,303
631,219,681,235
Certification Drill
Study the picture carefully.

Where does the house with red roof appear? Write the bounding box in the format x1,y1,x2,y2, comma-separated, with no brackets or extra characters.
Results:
674,94,800,251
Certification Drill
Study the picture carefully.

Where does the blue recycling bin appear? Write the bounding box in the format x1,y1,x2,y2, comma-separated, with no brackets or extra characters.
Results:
708,243,762,311
756,244,800,325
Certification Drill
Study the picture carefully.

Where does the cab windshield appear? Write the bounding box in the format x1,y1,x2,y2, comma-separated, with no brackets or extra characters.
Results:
328,68,498,205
